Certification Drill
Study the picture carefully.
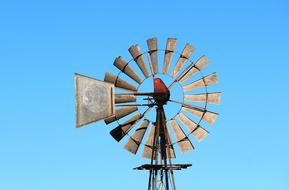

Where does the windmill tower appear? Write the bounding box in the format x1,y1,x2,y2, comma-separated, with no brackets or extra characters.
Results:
74,37,221,190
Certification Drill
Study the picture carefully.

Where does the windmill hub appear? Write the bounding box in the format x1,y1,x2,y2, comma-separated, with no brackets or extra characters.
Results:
153,78,170,105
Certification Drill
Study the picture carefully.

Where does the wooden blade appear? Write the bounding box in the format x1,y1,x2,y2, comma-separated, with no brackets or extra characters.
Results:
163,38,177,74
176,112,198,133
169,119,194,154
142,124,157,159
165,122,176,159
75,73,115,128
184,92,221,104
192,126,209,142
179,55,210,83
110,113,142,142
104,72,137,92
124,119,150,154
183,72,218,92
147,37,158,75
129,45,150,78
182,106,218,125
104,106,138,124
115,94,136,104
171,43,195,78
113,56,143,84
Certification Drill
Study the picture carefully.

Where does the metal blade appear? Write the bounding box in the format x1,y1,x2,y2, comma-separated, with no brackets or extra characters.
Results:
163,38,177,74
124,119,150,154
104,106,138,124
169,119,194,154
171,43,195,78
176,112,198,133
184,92,221,104
115,94,136,104
104,72,137,92
129,45,150,78
182,106,218,125
147,37,158,75
110,113,142,142
113,56,143,84
192,126,209,142
142,124,157,159
179,55,210,83
75,73,115,128
183,72,218,92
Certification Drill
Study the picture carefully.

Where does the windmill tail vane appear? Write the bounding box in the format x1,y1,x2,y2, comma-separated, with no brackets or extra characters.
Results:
74,37,221,190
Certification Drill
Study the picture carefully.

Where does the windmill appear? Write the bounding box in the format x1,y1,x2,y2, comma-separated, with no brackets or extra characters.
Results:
74,37,221,190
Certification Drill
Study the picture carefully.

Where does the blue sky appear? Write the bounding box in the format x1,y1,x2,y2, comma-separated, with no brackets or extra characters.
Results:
0,0,289,190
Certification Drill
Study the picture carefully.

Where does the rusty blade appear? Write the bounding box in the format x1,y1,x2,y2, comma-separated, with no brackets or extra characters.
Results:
104,106,138,124
115,94,136,104
179,55,210,84
124,119,150,154
129,45,150,78
176,112,198,133
163,38,177,74
184,92,221,104
183,72,218,92
75,73,115,128
169,119,194,154
182,106,218,125
147,37,158,75
142,124,157,159
113,56,143,84
110,113,142,142
171,43,195,78
104,72,137,92
192,126,209,142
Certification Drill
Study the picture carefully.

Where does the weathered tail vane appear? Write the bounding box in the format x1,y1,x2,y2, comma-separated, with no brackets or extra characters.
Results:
104,106,138,124
124,119,150,154
128,45,150,78
184,92,221,104
115,94,136,104
110,113,142,142
104,72,137,92
183,72,218,92
178,55,210,84
113,56,143,84
147,37,158,75
171,43,195,78
169,119,194,154
163,38,177,74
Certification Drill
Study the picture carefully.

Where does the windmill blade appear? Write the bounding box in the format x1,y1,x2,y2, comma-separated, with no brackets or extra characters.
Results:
169,119,194,154
129,45,150,78
104,72,137,92
142,124,157,159
183,72,218,92
176,112,198,133
164,122,176,159
115,94,136,104
178,55,210,84
171,43,195,78
147,37,158,75
184,92,221,104
124,119,150,154
192,126,209,142
110,113,142,142
182,106,218,125
104,106,138,124
113,56,143,84
75,73,115,128
163,38,177,74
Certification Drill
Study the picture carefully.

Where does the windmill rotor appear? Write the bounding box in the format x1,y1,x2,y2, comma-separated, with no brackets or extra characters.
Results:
74,37,221,190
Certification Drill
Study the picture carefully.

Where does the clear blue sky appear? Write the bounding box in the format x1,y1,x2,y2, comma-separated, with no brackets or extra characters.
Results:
0,0,289,190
